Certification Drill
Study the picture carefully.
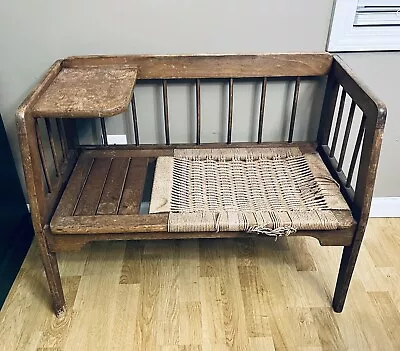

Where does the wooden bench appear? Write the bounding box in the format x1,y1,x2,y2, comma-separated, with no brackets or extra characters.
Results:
16,54,386,316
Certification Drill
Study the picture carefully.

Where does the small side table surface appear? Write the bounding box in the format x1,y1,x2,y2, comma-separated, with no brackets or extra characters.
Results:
32,65,137,118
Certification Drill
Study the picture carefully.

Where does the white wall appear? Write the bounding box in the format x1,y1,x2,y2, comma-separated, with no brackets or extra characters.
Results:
2,0,399,197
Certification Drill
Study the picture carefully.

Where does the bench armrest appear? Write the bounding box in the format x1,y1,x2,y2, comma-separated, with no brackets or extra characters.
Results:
318,56,387,230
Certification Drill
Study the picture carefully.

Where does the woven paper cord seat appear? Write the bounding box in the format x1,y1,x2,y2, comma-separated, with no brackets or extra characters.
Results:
149,147,351,235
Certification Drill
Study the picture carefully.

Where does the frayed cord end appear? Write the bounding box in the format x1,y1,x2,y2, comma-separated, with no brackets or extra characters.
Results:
246,226,297,241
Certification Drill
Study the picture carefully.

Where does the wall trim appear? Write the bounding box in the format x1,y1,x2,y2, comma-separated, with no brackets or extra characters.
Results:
370,197,400,218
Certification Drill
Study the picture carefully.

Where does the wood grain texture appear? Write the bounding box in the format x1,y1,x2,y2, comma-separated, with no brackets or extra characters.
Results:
80,141,318,157
329,89,347,157
73,157,112,216
96,158,131,215
47,224,354,252
196,79,201,145
118,158,148,215
163,80,170,145
2,218,400,351
33,66,137,118
227,78,234,144
63,53,333,78
15,53,386,319
131,92,140,146
52,155,94,218
337,101,356,172
288,77,300,143
257,77,267,144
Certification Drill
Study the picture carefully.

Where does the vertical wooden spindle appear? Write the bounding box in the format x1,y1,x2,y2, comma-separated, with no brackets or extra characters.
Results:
56,119,68,161
163,80,170,145
227,78,234,144
196,79,201,145
317,70,340,146
330,89,347,157
131,92,140,146
35,119,52,193
100,118,107,145
45,118,60,176
257,77,267,143
288,77,300,143
346,114,366,187
338,100,356,171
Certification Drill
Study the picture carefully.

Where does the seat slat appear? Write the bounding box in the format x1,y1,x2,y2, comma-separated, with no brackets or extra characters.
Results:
53,155,94,218
96,158,131,215
118,158,148,215
74,158,112,216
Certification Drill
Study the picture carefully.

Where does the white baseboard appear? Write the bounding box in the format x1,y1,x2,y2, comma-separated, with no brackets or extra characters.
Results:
370,197,400,218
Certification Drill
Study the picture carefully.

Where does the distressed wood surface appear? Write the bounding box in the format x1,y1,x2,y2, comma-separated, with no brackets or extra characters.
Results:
47,225,355,252
118,158,148,215
15,53,386,317
1,219,400,350
49,147,354,239
288,77,300,143
316,55,387,312
33,66,137,118
96,157,131,215
62,53,333,78
257,77,267,143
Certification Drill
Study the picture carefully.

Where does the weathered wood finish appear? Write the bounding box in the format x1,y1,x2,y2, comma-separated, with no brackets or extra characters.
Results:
118,158,148,215
196,79,201,145
46,224,355,253
44,118,60,176
329,88,347,157
63,53,333,78
16,53,386,316
346,114,366,187
257,77,267,143
227,78,234,144
131,92,140,146
56,119,68,160
33,66,138,118
317,56,386,312
35,119,52,193
288,77,300,143
337,101,356,171
162,80,170,145
100,118,107,146
16,61,79,315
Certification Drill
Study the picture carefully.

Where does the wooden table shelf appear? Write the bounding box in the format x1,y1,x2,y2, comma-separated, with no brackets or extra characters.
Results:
32,65,137,118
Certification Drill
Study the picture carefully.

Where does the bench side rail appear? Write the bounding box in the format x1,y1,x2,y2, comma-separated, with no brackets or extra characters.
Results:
317,56,386,232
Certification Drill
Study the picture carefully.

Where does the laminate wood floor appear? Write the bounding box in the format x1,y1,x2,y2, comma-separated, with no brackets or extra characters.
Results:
1,218,399,350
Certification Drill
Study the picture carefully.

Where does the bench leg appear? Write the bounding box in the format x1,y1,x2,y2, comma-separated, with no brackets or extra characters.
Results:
332,238,362,313
36,238,66,317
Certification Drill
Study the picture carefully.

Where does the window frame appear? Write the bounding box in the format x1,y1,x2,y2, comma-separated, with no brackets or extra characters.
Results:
327,0,400,52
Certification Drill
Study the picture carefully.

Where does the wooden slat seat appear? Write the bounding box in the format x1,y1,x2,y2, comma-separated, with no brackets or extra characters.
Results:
50,146,355,239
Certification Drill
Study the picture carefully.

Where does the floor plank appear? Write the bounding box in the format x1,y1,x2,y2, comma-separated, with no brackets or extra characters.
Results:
1,218,400,350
